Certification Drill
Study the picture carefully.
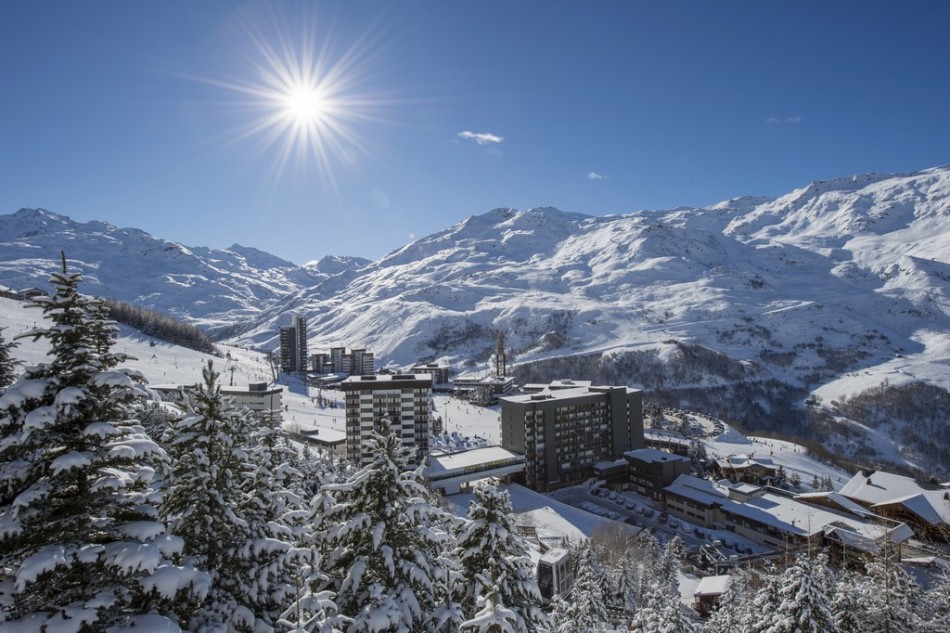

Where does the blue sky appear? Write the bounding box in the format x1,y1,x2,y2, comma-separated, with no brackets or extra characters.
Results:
2,1,948,264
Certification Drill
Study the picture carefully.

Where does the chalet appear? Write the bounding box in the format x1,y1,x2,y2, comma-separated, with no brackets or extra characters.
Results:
692,574,731,618
663,475,913,559
838,470,950,542
713,454,779,484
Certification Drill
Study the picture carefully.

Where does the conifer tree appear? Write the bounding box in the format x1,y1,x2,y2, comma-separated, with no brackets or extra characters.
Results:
551,540,608,632
456,480,546,632
0,326,19,391
852,557,922,633
312,417,452,632
762,553,838,633
610,549,639,624
704,573,753,633
0,261,198,630
459,587,522,633
830,569,861,633
162,361,294,631
629,583,699,633
746,565,784,633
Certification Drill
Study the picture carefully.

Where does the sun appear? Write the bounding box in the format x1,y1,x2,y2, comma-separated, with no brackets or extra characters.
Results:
283,85,329,125
197,8,390,193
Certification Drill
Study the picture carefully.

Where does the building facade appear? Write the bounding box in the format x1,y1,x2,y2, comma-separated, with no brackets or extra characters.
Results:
220,382,283,423
625,447,692,500
279,313,308,373
151,382,283,423
341,373,433,466
311,346,375,376
500,382,644,491
410,362,452,386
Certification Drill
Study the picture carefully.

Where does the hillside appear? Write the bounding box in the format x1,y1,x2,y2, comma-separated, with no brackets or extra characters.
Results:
0,208,368,335
2,165,949,476
229,166,950,476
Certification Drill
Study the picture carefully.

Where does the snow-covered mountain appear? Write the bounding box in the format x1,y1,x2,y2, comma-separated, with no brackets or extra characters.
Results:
231,166,949,476
2,165,949,475
234,167,948,385
0,208,366,335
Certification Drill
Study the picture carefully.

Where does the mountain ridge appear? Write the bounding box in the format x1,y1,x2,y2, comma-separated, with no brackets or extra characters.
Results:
2,165,949,475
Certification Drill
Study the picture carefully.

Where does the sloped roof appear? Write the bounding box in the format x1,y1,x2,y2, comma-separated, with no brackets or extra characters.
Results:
694,575,731,597
840,471,950,526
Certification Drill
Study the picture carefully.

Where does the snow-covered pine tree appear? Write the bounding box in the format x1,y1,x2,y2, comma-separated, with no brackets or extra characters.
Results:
851,557,923,633
312,417,452,632
161,360,294,631
0,326,19,391
829,569,861,633
745,565,784,633
704,573,753,633
550,539,609,632
240,412,308,623
460,586,521,633
629,583,699,633
456,480,546,632
610,549,638,624
0,261,200,630
276,550,347,633
761,552,838,633
920,570,950,632
629,536,696,633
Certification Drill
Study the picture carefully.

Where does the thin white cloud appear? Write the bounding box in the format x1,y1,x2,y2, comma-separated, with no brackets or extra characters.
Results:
588,171,607,180
765,115,803,125
458,130,504,145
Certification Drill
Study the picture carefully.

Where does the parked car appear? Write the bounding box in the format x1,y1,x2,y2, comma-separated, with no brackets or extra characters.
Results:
694,528,705,539
643,509,655,518
669,519,679,529
659,512,669,523
625,500,638,510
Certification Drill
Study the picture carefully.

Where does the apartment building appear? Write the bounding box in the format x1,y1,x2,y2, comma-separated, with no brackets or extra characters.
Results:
500,382,644,491
279,313,308,373
312,346,375,376
341,373,433,466
151,382,283,423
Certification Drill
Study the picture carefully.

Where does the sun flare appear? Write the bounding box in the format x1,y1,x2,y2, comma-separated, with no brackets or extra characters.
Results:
199,9,388,193
283,85,328,124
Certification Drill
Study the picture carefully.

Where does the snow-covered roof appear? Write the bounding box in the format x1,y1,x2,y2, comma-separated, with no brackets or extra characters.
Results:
839,470,941,504
794,491,878,518
729,483,761,495
666,475,912,545
839,470,950,526
694,575,731,597
297,427,345,443
425,446,522,477
872,493,947,526
625,447,690,464
644,430,692,447
716,454,777,470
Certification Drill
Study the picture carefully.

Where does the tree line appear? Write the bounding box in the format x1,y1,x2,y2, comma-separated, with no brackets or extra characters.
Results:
104,297,217,354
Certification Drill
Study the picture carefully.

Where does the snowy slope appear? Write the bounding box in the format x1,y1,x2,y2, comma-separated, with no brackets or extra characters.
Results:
3,166,949,475
0,209,366,334
232,168,949,397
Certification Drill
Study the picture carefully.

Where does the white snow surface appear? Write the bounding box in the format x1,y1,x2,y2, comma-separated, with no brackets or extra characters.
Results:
3,165,950,474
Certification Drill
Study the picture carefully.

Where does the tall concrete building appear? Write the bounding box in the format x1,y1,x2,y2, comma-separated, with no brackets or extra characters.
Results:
279,313,308,373
341,373,433,466
500,382,644,491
